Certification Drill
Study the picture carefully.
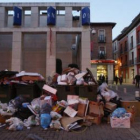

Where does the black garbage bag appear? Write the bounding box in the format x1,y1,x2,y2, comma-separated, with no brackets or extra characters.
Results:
9,95,31,108
13,106,33,120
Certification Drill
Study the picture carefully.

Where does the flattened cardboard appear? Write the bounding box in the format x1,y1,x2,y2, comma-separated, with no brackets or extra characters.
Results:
43,84,57,95
64,106,77,117
105,102,117,112
60,116,83,131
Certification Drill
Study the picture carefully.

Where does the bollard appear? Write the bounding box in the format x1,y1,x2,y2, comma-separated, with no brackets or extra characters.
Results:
115,85,118,90
135,91,140,100
135,91,140,97
124,88,127,93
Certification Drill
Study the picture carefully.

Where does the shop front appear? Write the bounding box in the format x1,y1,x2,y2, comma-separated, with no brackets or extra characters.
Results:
91,60,115,84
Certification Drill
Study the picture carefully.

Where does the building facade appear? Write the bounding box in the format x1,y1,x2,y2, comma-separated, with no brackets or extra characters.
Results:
0,2,115,83
113,13,140,83
90,23,116,84
0,2,91,80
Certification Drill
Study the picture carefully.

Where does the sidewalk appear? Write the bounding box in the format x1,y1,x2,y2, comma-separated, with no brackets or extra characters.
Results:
109,83,140,101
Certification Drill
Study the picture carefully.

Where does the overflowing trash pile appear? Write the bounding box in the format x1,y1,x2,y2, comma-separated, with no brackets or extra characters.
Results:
48,67,97,87
0,69,136,131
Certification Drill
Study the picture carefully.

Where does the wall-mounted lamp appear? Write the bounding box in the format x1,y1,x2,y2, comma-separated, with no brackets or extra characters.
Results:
91,28,96,35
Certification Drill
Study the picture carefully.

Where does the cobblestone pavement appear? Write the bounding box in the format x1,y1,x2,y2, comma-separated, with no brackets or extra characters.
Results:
1,83,140,140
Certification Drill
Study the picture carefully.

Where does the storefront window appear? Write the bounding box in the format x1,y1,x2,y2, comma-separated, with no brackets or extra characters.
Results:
97,65,107,80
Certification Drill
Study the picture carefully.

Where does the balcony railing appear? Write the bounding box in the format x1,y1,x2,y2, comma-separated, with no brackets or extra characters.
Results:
129,59,134,65
120,49,123,55
136,57,140,63
98,52,106,59
124,46,127,52
98,35,106,43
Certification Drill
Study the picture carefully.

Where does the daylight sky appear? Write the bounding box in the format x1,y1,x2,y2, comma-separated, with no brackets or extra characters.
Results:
0,0,140,39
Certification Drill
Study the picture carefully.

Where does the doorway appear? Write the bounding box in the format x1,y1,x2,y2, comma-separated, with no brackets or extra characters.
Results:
97,65,107,80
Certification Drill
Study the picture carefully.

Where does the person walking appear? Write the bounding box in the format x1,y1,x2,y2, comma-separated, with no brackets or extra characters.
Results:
105,75,108,84
135,74,140,88
119,76,123,85
114,76,119,85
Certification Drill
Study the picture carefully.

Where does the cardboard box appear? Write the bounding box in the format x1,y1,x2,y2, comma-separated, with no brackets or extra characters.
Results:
85,115,102,125
110,113,131,128
104,102,117,112
88,101,104,117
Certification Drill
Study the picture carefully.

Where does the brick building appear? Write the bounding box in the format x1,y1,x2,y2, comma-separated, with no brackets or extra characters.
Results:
90,22,116,83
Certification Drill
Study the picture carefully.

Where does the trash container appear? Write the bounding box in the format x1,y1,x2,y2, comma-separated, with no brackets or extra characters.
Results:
0,84,16,103
56,85,79,101
14,83,42,100
79,85,98,101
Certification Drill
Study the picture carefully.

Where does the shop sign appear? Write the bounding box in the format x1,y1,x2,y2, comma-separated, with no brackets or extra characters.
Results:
91,60,115,64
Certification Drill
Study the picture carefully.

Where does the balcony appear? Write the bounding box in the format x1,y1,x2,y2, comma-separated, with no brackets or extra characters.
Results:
129,59,134,65
120,62,128,67
130,43,133,50
124,46,127,52
98,35,106,43
136,57,140,63
98,52,106,59
119,49,123,55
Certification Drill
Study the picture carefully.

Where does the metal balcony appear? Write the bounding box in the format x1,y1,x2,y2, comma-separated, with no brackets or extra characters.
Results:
98,52,106,59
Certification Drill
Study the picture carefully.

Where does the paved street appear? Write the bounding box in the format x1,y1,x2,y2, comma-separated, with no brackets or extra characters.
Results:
109,83,140,101
1,83,140,140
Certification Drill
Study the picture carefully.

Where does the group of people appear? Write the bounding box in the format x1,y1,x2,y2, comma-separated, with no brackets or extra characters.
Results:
98,74,108,85
114,76,123,85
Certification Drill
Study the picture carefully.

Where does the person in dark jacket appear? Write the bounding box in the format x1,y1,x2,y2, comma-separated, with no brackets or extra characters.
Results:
135,74,140,88
114,76,119,85
119,76,123,85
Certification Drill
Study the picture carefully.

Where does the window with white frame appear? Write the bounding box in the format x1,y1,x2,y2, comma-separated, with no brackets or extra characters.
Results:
98,29,105,42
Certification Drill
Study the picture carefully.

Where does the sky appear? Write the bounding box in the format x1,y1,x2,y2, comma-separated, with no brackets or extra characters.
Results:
0,0,140,39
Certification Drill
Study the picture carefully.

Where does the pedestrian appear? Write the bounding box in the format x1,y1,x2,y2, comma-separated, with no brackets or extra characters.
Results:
114,76,118,85
135,74,140,88
102,75,105,83
105,75,108,84
119,76,123,85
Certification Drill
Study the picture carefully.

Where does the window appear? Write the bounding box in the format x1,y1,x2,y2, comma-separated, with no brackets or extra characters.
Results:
137,30,140,44
138,49,140,62
99,46,106,59
120,44,123,54
114,42,116,51
131,36,133,49
131,52,134,64
98,30,105,43
124,41,127,51
125,55,127,65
